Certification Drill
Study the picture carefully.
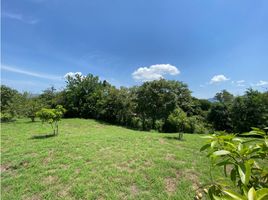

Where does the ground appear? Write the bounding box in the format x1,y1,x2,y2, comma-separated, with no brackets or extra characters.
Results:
1,118,221,200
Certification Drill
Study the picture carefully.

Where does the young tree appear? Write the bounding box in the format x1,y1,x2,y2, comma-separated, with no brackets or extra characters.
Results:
166,107,188,140
36,105,66,135
24,98,43,122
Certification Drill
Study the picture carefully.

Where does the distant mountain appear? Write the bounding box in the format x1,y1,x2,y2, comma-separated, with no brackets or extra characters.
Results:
207,97,217,103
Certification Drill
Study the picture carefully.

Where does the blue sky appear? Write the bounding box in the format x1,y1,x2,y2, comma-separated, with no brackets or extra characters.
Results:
1,0,268,98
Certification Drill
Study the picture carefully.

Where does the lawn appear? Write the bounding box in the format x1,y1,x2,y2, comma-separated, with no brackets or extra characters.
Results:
1,118,221,200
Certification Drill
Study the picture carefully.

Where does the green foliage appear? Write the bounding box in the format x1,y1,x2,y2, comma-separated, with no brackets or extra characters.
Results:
155,119,164,132
200,128,268,200
0,112,14,122
136,79,192,130
166,108,188,139
231,89,268,133
0,85,19,112
36,105,66,135
215,90,234,104
208,103,232,132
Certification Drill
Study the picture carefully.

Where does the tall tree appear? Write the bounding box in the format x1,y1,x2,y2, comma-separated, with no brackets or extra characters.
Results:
215,90,234,104
231,89,268,132
136,79,192,129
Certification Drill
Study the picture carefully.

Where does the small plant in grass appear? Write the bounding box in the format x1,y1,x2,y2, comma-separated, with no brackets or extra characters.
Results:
36,105,66,135
198,128,268,200
167,108,188,140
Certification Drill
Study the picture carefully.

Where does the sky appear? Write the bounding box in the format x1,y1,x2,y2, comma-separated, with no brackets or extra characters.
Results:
1,0,268,98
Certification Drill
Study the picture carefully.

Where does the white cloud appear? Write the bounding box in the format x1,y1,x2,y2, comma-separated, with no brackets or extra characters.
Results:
232,80,246,87
210,74,229,84
237,80,245,84
64,72,83,79
1,64,62,80
2,12,39,24
255,80,268,86
132,64,180,82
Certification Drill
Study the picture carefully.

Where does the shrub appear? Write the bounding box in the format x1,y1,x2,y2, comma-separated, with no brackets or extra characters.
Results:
155,119,164,132
36,105,66,135
166,108,188,140
199,127,268,200
0,112,14,122
130,117,143,130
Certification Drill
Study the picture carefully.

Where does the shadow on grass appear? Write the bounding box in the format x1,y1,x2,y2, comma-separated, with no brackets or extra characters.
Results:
163,135,185,141
30,133,56,139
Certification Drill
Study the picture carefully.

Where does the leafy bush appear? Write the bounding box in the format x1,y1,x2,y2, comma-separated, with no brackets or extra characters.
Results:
36,105,66,135
24,98,43,122
155,119,164,132
166,108,188,139
130,117,143,130
199,128,268,200
0,112,14,122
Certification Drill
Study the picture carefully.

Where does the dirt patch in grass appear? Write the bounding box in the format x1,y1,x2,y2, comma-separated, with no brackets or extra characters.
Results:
116,162,134,173
130,184,139,196
143,160,152,168
43,150,54,165
165,177,177,194
75,168,81,174
184,169,201,190
1,161,29,173
57,186,70,198
1,164,11,173
59,164,69,170
159,139,166,144
43,175,58,185
165,153,176,161
23,194,42,200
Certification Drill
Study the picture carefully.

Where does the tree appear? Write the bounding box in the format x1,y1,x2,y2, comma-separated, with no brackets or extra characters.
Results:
136,79,192,130
207,103,232,131
215,90,234,104
231,89,268,132
24,98,43,122
0,85,19,115
39,86,57,108
166,107,188,140
64,73,103,118
36,105,66,135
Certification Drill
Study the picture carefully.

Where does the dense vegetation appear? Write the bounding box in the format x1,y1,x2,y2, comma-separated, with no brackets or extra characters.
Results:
1,73,267,133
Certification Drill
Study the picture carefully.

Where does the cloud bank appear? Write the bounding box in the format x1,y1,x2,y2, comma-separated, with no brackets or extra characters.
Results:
210,74,229,84
132,64,180,82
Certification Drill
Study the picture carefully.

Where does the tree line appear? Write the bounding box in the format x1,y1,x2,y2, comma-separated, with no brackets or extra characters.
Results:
1,73,268,133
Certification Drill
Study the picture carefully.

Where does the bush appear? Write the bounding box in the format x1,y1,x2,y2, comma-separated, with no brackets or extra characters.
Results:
199,127,268,200
0,112,14,122
155,119,164,132
166,108,188,139
36,105,66,135
130,117,143,130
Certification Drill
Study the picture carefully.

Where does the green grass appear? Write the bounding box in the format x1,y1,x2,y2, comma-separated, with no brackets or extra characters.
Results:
1,118,221,200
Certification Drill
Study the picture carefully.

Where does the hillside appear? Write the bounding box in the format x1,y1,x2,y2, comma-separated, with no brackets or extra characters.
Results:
1,118,221,200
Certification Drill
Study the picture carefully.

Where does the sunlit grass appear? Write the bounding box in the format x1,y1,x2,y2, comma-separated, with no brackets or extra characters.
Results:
1,118,221,200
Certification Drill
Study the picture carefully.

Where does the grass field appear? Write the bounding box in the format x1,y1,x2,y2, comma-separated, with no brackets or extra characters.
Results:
1,118,222,200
